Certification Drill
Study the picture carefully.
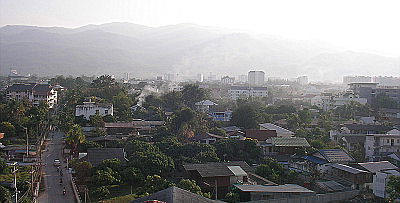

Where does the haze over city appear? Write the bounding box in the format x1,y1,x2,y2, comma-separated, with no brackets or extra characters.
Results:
1,0,400,82
0,1,400,203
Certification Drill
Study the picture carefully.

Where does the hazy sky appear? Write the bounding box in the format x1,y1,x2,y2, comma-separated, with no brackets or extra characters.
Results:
1,0,400,56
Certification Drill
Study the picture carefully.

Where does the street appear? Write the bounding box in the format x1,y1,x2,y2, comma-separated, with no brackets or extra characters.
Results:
37,131,75,203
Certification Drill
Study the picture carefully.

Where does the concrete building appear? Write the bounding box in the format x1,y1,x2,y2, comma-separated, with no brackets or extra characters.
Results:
221,76,235,85
373,76,400,86
229,86,268,99
75,102,113,120
373,169,400,198
6,83,58,108
349,82,400,104
296,76,309,85
343,76,372,85
248,71,265,86
196,73,204,82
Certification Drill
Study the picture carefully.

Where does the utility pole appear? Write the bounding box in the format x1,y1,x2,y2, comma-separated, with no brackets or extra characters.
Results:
24,127,29,157
12,162,18,203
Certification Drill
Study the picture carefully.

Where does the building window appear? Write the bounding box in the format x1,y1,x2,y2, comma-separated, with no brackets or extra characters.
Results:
387,139,390,144
105,110,108,114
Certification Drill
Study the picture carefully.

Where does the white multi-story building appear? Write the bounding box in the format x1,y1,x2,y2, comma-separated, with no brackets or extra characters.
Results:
6,83,58,108
248,71,265,86
229,86,268,99
75,102,113,120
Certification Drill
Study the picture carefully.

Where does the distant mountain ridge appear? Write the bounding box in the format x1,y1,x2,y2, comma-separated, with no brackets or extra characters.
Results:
1,22,399,81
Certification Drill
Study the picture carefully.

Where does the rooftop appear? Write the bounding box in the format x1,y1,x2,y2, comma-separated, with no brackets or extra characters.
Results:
267,137,310,147
329,163,368,174
132,186,217,203
357,161,398,173
316,149,355,163
245,129,277,141
259,123,294,135
234,184,315,193
183,161,253,178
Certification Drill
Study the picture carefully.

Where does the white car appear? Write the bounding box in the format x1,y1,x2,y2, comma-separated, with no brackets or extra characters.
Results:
53,159,61,166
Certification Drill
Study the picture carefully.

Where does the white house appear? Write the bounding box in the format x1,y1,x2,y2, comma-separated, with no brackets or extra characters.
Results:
75,102,113,120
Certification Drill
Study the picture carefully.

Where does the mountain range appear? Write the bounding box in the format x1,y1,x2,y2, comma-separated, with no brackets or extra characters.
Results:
1,22,399,82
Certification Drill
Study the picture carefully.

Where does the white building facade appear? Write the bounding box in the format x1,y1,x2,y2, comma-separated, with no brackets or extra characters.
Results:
229,86,268,100
6,83,58,108
75,102,113,120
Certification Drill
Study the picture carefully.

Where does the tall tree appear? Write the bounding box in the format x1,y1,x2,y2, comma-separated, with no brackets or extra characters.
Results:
66,124,86,157
181,84,208,108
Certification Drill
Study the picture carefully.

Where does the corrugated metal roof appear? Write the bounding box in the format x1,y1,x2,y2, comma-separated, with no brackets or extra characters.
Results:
234,184,315,193
358,161,398,173
317,149,355,163
183,161,253,177
267,137,310,147
259,123,294,134
132,186,218,203
329,163,368,174
227,166,247,176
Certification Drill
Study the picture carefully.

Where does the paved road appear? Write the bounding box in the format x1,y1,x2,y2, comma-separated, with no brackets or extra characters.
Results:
37,131,75,203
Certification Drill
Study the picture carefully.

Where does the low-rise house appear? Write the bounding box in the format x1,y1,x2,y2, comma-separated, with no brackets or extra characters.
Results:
324,163,371,190
75,102,113,120
244,129,277,141
132,186,217,203
6,83,58,108
234,184,315,201
1,145,36,161
192,132,226,144
220,126,245,139
84,148,127,166
104,120,165,134
289,155,328,174
259,123,294,137
261,137,310,155
183,161,253,198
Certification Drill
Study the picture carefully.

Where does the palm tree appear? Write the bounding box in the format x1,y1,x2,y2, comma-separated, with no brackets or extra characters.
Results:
65,124,85,157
